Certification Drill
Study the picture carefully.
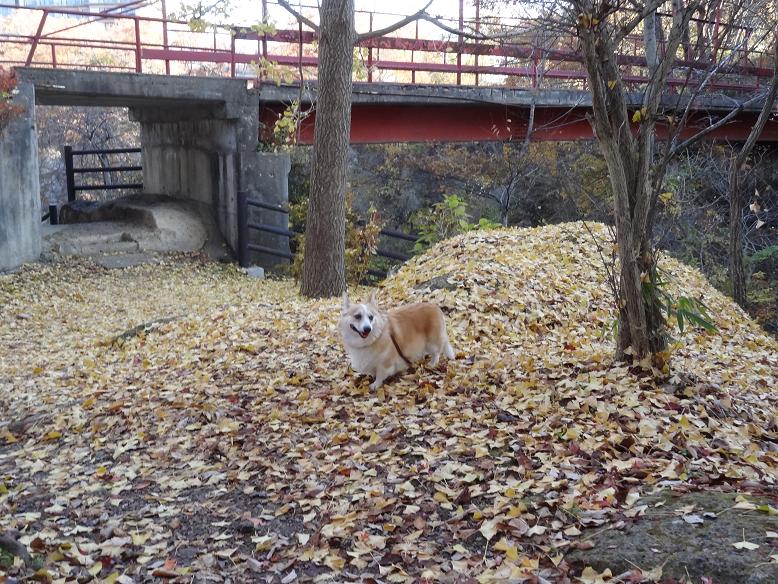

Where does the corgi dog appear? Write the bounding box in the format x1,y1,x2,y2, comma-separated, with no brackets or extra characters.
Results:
339,290,455,390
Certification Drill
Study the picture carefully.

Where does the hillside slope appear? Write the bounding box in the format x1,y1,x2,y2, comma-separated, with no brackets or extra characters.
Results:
0,222,776,582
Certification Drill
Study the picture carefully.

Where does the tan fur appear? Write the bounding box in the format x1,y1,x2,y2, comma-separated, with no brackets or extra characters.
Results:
339,291,454,390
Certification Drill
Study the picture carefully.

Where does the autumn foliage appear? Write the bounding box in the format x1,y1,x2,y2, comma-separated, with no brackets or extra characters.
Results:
1,223,776,582
0,67,23,135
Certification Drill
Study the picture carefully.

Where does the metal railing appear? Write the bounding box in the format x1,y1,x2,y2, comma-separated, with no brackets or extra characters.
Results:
0,2,773,92
63,145,142,202
237,191,419,278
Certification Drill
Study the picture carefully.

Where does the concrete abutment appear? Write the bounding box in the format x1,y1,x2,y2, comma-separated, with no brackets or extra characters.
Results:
0,82,41,272
2,69,291,271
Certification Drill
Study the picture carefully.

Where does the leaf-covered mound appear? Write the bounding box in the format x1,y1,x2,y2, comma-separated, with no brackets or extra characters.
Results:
1,223,776,583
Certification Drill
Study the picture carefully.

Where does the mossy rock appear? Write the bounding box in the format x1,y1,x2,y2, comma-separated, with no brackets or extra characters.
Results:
567,490,778,583
413,273,458,292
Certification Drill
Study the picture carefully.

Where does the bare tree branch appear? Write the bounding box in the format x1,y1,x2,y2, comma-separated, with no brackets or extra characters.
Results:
668,92,770,157
277,0,320,33
734,29,778,169
669,25,772,153
418,13,544,41
357,1,433,41
616,0,665,43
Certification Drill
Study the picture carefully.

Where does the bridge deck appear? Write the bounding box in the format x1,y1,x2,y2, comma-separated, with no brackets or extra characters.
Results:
4,3,778,143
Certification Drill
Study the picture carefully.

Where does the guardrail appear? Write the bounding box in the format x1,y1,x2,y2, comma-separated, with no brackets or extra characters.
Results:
237,191,419,279
0,1,772,91
63,145,142,202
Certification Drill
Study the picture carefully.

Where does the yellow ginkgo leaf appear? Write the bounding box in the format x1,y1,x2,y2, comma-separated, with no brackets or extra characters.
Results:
578,566,613,584
479,518,499,541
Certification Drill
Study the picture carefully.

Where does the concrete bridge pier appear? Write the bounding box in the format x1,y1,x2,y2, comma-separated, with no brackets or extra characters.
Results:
0,68,291,272
130,97,261,254
0,82,40,272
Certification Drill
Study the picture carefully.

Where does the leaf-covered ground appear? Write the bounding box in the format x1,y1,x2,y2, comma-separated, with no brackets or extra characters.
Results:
1,223,777,583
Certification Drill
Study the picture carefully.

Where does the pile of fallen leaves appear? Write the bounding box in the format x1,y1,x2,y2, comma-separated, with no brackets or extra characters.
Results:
1,223,776,583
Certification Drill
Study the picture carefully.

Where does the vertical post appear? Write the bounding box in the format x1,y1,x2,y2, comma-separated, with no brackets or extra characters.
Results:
412,20,418,83
712,7,721,62
298,20,303,84
134,17,142,72
261,0,268,60
367,12,373,82
474,0,480,86
64,146,76,203
50,44,56,68
25,10,48,66
49,204,58,225
456,0,463,84
230,33,236,77
237,191,249,267
161,0,170,75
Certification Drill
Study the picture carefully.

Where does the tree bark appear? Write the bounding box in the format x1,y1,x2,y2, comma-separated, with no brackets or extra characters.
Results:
574,0,693,364
727,28,778,308
300,0,354,298
728,165,746,306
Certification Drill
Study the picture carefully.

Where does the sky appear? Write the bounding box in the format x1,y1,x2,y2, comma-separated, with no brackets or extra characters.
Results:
163,0,480,36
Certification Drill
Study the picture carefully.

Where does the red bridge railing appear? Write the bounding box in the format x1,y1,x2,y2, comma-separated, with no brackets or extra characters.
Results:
0,1,773,92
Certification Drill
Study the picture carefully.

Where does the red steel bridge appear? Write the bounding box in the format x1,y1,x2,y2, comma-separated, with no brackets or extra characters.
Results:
1,0,778,143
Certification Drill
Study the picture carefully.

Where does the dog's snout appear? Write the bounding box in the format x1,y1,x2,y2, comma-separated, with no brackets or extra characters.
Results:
362,324,372,334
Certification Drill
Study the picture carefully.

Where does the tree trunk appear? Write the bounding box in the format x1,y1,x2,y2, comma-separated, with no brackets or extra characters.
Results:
500,187,510,226
300,0,354,298
726,30,778,308
728,165,746,306
599,140,666,361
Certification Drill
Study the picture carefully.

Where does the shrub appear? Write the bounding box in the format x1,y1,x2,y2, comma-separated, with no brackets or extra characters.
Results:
288,193,382,286
0,67,24,136
411,194,500,252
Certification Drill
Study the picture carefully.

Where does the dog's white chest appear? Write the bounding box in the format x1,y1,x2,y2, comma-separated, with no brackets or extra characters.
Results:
344,345,378,376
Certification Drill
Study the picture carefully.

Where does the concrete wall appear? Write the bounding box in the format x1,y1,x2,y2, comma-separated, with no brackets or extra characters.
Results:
0,83,40,272
133,87,261,257
140,118,239,249
247,152,291,269
2,70,294,268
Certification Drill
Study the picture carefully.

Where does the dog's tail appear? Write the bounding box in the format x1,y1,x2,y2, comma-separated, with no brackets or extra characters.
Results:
444,340,455,360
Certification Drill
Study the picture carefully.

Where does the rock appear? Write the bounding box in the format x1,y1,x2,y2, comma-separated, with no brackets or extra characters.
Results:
566,491,778,583
232,520,255,534
245,267,265,279
111,316,180,345
94,253,159,269
6,413,49,436
0,532,32,565
413,274,457,291
46,194,228,260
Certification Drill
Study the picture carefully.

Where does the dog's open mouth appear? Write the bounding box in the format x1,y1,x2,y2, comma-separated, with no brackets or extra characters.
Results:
351,324,370,339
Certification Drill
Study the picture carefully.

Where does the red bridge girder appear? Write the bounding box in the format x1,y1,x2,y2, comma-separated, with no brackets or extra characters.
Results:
260,103,778,144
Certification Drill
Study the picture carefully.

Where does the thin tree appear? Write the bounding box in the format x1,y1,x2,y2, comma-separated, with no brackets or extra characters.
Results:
728,28,778,307
279,0,431,298
296,0,353,298
538,0,774,365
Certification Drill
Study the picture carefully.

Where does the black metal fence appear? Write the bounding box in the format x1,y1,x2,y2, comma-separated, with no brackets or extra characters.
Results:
237,191,420,279
64,145,143,202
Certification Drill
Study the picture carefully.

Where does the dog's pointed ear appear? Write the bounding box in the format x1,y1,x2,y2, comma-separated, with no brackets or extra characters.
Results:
369,290,379,308
342,291,350,312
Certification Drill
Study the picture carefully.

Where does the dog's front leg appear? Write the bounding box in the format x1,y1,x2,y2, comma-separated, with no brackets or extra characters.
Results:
369,373,388,391
370,362,408,391
370,364,398,391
